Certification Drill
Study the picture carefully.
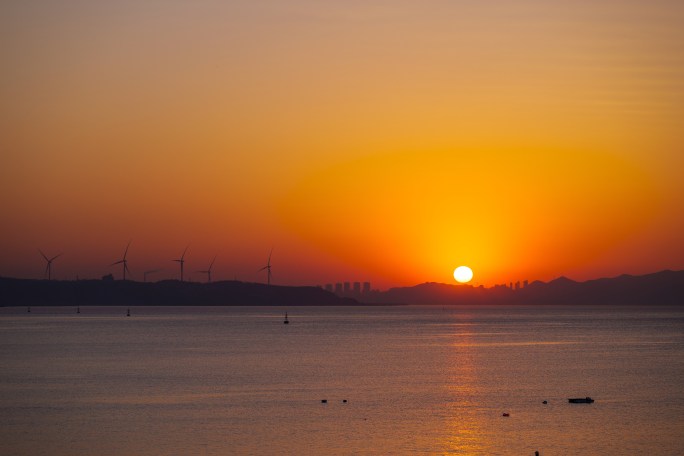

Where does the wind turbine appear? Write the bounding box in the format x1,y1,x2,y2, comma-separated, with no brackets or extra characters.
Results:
197,256,216,283
143,269,161,283
111,240,132,280
39,250,62,281
173,246,189,282
257,249,273,286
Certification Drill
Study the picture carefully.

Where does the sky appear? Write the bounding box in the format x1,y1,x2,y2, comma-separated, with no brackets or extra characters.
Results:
1,0,683,289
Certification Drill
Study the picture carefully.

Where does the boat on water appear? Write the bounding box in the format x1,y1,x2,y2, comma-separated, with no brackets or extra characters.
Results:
568,397,594,403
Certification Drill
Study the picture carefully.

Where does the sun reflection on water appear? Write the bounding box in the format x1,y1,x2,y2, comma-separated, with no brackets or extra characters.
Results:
439,311,489,455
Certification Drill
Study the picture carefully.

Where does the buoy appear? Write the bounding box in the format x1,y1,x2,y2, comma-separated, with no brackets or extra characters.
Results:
342,400,347,403
502,412,510,417
126,308,130,317
321,399,327,403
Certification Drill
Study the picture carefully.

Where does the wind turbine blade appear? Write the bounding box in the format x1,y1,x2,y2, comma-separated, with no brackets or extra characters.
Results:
111,260,124,266
257,266,268,272
50,253,63,261
268,248,273,264
181,245,189,260
123,240,131,259
125,264,131,274
39,249,49,261
209,256,216,270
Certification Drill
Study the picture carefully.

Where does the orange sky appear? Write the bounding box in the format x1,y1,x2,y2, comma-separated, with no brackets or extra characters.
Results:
1,1,683,289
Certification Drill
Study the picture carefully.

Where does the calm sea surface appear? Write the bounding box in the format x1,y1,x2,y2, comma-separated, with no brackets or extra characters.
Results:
1,305,683,455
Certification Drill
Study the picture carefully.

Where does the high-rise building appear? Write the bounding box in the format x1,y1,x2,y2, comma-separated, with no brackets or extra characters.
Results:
343,282,351,294
353,282,361,296
523,280,528,288
335,283,343,294
363,282,371,294
515,281,521,290
325,284,333,292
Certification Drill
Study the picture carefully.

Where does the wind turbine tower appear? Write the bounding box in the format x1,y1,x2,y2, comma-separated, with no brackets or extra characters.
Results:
39,250,62,281
111,241,132,280
198,256,216,283
173,246,189,282
258,249,273,286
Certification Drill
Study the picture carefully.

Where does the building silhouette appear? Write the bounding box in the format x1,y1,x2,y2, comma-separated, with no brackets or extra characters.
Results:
363,282,371,294
353,282,361,296
329,280,373,298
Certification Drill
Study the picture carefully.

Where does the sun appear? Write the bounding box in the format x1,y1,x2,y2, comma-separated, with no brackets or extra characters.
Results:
453,266,473,283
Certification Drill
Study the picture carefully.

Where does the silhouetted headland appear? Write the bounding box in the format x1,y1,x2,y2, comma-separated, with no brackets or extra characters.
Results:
0,279,356,307
363,270,684,305
1,270,682,307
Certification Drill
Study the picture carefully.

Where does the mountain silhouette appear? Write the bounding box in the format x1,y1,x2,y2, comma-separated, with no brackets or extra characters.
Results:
1,270,682,307
364,270,684,305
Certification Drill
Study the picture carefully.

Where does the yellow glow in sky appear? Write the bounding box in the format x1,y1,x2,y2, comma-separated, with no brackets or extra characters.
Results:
1,1,683,287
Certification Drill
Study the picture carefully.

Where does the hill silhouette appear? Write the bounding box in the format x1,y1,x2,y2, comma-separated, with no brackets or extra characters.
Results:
364,270,684,305
1,270,682,307
0,278,355,307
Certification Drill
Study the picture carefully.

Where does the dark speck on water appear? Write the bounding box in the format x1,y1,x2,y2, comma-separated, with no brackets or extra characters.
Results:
0,304,682,455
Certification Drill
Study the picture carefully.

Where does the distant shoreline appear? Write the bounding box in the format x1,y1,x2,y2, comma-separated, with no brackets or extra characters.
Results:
1,269,683,307
0,277,355,307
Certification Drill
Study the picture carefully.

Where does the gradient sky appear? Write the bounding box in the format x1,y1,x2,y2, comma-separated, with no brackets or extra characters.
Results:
2,0,683,288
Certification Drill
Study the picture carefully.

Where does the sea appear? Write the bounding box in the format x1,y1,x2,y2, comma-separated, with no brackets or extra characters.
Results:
1,305,683,455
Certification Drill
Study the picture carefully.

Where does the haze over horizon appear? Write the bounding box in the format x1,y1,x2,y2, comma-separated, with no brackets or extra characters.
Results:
2,1,683,289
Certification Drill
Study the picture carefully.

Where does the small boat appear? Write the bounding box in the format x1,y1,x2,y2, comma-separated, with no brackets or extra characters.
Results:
284,312,289,324
568,397,594,404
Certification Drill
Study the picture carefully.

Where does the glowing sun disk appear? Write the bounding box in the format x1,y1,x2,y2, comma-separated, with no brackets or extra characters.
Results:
454,266,473,283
